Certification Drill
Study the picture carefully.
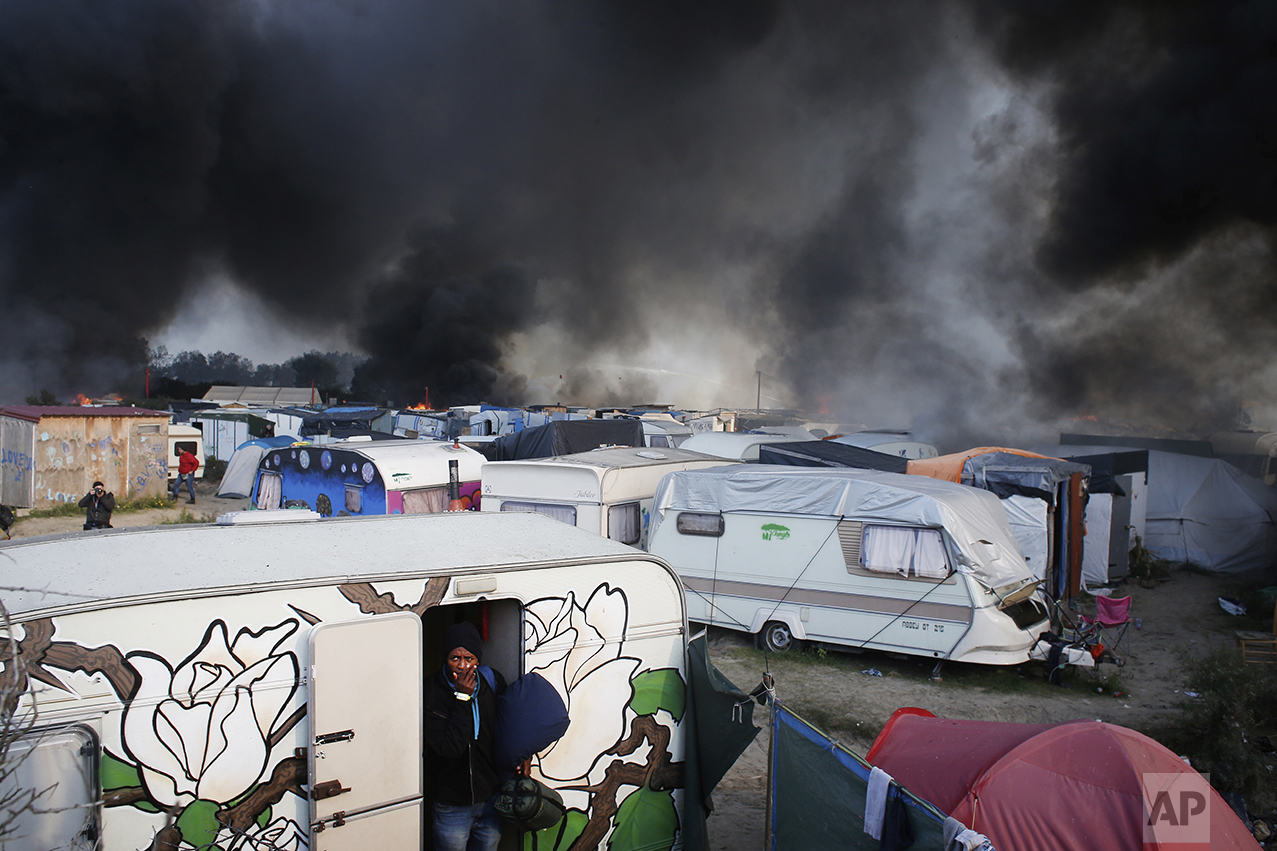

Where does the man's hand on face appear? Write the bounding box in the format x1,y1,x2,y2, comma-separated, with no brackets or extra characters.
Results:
447,648,479,695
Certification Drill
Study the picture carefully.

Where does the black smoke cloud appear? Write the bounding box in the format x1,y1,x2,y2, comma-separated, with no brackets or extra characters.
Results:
2,1,1275,444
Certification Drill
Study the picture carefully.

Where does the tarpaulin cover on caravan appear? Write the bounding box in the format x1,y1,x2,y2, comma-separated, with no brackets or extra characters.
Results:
481,419,644,461
757,440,909,473
649,466,1033,590
866,708,1260,851
908,447,1088,504
1141,449,1277,572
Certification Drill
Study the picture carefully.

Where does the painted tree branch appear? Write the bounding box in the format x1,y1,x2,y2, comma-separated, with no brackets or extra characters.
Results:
0,617,137,698
218,756,307,834
569,716,685,851
339,577,450,615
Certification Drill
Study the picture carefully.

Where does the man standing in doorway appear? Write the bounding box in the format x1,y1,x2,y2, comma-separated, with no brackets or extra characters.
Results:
424,621,505,851
172,447,199,504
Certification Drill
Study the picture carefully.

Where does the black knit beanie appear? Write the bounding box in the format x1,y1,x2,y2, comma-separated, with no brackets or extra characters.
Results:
443,621,483,660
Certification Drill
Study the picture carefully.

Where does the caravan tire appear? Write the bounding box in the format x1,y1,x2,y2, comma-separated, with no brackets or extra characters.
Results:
759,621,800,653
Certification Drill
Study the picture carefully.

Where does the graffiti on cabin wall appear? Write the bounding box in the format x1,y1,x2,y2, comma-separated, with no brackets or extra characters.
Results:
1,579,685,851
0,448,33,482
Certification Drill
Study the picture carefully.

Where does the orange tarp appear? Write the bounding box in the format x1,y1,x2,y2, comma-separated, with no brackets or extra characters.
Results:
906,446,1058,483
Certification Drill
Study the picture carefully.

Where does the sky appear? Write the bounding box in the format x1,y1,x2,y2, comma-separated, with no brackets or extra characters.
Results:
2,1,1275,448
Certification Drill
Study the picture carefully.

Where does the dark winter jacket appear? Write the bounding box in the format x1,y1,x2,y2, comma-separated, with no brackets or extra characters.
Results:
78,491,115,528
424,666,505,806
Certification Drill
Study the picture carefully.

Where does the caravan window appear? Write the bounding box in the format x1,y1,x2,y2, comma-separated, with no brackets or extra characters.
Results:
256,472,282,509
345,484,364,514
676,512,724,537
2,724,99,849
608,502,641,545
402,486,449,514
500,501,577,526
860,526,950,579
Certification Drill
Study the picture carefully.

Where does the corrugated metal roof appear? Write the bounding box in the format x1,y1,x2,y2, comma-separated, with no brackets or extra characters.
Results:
0,406,168,422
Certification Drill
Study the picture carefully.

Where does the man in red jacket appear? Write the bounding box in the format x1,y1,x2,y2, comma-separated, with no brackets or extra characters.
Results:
172,448,200,504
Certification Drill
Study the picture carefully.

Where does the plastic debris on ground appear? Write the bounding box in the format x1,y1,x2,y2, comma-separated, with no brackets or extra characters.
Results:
861,668,883,677
1218,596,1247,616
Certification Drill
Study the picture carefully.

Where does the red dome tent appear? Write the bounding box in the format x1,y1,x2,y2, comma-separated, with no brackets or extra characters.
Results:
866,708,1259,850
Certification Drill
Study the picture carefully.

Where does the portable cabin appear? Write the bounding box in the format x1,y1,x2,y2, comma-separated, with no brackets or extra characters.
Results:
185,409,287,461
1028,445,1150,588
677,432,809,462
166,424,206,481
646,466,1049,665
481,447,736,547
0,511,743,851
0,406,171,508
251,439,485,515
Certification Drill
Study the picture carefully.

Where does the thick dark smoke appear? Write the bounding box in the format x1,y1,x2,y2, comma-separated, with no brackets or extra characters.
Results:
2,1,1275,446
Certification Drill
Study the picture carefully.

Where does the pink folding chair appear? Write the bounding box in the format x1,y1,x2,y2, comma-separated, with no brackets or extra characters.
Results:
1086,595,1133,659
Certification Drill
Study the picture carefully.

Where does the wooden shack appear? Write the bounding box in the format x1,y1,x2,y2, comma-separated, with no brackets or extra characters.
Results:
0,406,170,508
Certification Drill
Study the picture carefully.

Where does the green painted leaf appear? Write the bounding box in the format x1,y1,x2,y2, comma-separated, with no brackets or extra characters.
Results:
99,751,141,791
257,805,272,828
176,800,222,849
607,787,678,851
628,668,686,721
522,807,588,851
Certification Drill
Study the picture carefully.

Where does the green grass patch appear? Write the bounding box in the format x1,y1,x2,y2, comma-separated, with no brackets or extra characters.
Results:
159,509,207,525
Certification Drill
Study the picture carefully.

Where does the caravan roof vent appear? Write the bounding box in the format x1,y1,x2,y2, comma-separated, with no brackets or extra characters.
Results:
637,451,667,460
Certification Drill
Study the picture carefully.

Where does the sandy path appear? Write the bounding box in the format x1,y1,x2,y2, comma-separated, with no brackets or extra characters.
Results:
5,479,250,539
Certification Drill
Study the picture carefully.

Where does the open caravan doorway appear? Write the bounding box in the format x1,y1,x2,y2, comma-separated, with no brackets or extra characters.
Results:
421,599,524,850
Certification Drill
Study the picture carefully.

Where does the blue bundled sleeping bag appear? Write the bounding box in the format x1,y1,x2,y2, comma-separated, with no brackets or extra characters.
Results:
494,672,570,779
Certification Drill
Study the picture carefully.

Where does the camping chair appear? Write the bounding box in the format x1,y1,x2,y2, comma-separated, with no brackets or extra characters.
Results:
1080,596,1133,660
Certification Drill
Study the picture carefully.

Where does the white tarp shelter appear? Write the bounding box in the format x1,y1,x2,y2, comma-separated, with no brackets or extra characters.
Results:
1142,449,1277,572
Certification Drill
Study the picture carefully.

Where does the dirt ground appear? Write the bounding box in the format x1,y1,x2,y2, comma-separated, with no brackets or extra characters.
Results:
703,567,1276,851
6,501,1271,848
5,478,250,539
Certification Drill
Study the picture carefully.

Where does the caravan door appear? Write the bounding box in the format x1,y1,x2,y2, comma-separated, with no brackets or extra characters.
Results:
308,612,423,850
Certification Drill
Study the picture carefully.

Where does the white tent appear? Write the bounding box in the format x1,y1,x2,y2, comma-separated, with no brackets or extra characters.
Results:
217,436,297,499
1143,449,1277,572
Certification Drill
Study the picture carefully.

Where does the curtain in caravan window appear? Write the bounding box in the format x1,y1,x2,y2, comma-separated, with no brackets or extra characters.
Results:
862,526,949,578
862,526,916,575
911,529,949,578
256,472,282,509
608,502,641,545
402,486,449,514
500,501,577,526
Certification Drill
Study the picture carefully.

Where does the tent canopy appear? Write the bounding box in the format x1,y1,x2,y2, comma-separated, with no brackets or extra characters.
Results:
1142,449,1277,572
217,435,298,498
867,708,1258,851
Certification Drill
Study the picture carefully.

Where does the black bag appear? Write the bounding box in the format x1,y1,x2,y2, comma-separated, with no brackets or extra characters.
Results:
494,777,566,832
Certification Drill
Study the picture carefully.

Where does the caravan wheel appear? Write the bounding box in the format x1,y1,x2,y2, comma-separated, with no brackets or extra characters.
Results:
759,621,800,653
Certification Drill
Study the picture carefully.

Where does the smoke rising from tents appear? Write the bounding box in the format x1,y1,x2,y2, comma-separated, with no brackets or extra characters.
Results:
1,1,1274,446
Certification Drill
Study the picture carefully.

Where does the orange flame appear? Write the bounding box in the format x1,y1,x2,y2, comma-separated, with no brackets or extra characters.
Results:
406,403,432,410
74,393,92,406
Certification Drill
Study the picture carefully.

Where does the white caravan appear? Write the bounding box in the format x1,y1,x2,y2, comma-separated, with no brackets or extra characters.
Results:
647,466,1050,665
166,424,206,481
482,446,735,547
678,432,809,461
0,511,719,851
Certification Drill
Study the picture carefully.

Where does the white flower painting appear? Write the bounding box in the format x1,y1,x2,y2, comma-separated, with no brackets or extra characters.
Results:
524,584,640,783
121,619,300,809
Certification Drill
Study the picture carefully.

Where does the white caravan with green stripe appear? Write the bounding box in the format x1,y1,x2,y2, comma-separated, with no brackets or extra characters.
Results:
646,466,1049,664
